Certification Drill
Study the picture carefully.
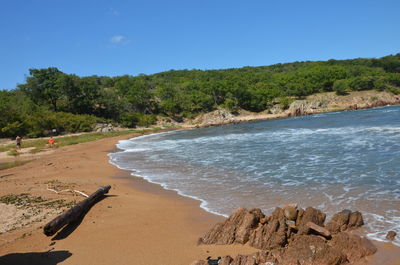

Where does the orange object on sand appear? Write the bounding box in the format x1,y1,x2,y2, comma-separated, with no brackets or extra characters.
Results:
48,138,55,145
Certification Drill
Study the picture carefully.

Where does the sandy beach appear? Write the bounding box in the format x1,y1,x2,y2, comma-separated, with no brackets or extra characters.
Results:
0,131,399,265
0,132,257,265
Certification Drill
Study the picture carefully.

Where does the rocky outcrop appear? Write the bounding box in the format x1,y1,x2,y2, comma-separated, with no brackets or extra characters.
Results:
248,208,288,250
200,207,264,245
195,206,377,265
325,210,363,234
94,123,115,132
281,235,347,265
330,232,377,263
192,109,237,127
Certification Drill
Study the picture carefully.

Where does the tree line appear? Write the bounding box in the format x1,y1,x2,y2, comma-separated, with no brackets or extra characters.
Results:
1,53,400,137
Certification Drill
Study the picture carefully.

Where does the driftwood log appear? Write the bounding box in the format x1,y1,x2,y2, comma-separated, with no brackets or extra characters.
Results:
43,185,111,236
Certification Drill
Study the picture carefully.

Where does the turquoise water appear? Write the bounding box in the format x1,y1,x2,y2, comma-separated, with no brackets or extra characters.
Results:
109,105,400,244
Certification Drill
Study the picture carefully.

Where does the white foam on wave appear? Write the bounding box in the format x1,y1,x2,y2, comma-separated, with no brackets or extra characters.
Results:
128,171,229,218
107,105,400,245
115,130,181,151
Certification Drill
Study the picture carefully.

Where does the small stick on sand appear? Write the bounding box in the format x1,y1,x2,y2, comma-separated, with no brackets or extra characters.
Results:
46,185,89,198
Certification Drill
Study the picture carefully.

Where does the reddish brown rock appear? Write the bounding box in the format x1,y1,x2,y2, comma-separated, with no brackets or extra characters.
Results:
248,208,288,250
330,232,377,263
296,207,326,235
219,256,233,265
326,210,364,234
231,254,258,265
283,206,298,221
307,221,332,238
200,207,264,245
347,211,364,229
195,207,375,265
325,210,351,234
386,231,397,241
260,217,269,225
281,235,347,265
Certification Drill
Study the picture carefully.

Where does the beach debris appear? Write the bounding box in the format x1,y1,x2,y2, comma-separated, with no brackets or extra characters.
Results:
196,206,376,265
43,185,111,236
46,184,89,198
386,231,397,241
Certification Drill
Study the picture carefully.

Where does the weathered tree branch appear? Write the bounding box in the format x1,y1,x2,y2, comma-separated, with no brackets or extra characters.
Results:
43,185,111,236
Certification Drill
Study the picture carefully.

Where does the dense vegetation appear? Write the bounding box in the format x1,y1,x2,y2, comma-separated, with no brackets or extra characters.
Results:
1,53,400,138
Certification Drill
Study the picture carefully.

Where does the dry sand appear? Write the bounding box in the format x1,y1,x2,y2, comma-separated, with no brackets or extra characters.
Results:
0,133,256,265
0,132,399,265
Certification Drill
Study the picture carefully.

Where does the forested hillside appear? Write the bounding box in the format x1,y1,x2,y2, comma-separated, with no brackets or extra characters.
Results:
1,54,400,137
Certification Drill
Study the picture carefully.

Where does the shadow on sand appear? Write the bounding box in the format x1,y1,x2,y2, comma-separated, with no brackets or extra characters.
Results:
0,250,72,265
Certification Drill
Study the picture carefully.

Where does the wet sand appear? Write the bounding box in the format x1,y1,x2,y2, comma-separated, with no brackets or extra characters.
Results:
0,132,399,265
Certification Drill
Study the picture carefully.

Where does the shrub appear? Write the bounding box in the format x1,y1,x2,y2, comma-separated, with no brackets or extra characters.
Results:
333,80,350,95
136,113,157,127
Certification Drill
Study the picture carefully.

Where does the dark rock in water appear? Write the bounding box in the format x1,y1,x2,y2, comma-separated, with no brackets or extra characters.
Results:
306,221,332,238
296,207,326,235
386,231,397,241
330,232,377,263
281,235,347,265
200,207,264,245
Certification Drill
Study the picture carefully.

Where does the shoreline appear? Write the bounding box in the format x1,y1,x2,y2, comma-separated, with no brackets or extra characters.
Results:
0,132,257,265
0,98,399,264
109,104,400,245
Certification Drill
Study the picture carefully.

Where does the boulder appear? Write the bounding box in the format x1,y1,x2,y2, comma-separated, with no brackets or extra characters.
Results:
348,211,363,229
326,210,364,234
330,232,377,263
219,256,233,265
307,221,331,238
283,206,298,221
281,235,347,265
195,207,374,265
200,207,264,245
325,210,351,234
386,231,397,241
248,218,288,250
296,207,326,235
248,208,288,250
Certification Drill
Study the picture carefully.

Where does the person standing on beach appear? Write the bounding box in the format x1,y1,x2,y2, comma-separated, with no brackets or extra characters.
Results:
48,136,55,147
16,136,22,149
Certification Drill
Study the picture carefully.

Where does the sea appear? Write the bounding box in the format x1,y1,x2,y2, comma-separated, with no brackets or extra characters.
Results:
109,105,400,245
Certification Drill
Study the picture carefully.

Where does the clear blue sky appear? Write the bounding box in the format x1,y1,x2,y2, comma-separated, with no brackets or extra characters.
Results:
1,0,399,90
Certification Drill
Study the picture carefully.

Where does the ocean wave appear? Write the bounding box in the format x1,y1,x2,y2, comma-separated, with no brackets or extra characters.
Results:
107,105,400,245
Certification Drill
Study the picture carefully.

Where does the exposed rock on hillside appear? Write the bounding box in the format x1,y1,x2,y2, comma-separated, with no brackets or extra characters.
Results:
183,91,400,129
194,206,375,265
